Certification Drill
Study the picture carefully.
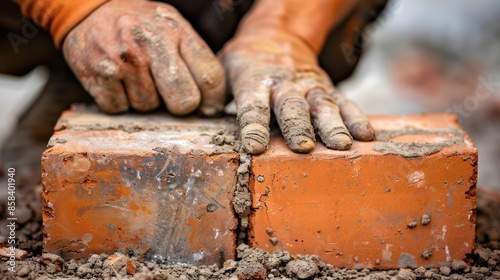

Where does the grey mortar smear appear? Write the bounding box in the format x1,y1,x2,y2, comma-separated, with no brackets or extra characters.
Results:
232,149,252,246
372,127,466,158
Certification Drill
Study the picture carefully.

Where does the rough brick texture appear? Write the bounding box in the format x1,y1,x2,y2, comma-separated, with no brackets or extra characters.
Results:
249,114,477,269
42,107,239,265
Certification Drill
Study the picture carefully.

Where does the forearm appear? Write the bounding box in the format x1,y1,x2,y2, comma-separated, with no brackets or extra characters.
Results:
14,0,109,47
237,0,359,54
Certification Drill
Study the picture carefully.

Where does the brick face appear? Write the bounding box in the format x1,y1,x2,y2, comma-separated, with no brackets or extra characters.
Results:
42,109,239,265
249,114,477,269
42,111,478,269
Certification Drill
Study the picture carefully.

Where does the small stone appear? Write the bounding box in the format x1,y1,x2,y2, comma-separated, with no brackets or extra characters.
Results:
421,213,431,225
407,220,417,228
424,271,435,278
235,260,267,280
475,247,490,264
65,259,78,271
76,266,94,278
269,237,278,245
397,268,416,280
46,263,57,274
387,270,398,276
266,228,274,235
16,206,33,225
41,253,64,271
451,260,468,271
414,266,427,277
223,260,237,270
104,252,128,270
17,266,30,277
265,257,280,269
421,249,432,259
439,266,451,276
370,272,390,280
465,272,486,280
491,271,500,278
285,259,319,279
477,266,490,275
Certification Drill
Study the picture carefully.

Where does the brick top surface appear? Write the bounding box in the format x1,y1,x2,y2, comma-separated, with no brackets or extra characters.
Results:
262,114,476,158
47,108,239,155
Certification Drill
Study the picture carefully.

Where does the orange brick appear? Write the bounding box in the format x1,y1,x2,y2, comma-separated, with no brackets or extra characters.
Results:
41,109,239,265
249,114,477,269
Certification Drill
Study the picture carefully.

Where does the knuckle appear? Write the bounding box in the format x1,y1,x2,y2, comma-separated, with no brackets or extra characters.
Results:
131,27,153,45
96,60,120,80
152,5,183,28
199,64,225,91
307,90,335,106
117,14,137,27
281,96,309,110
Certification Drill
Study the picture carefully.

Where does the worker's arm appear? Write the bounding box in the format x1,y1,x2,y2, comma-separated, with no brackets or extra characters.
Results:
15,0,109,48
15,0,226,116
220,0,375,154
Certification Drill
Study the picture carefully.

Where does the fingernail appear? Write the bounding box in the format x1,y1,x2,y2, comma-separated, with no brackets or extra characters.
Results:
241,123,270,154
350,122,375,141
289,136,315,153
325,133,352,150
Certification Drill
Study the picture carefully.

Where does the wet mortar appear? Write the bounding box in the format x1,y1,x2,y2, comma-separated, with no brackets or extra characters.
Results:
373,127,466,158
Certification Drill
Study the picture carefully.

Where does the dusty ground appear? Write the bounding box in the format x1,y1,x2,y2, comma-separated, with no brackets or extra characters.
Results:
0,179,499,280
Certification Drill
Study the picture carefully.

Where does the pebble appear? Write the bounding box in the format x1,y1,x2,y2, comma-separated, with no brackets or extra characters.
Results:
397,268,416,280
451,260,468,271
440,266,451,276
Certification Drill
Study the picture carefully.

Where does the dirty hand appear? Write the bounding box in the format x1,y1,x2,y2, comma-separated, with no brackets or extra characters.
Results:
219,1,375,154
62,0,225,116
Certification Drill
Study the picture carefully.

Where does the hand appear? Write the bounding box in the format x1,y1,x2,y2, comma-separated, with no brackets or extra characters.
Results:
220,29,375,154
62,0,225,116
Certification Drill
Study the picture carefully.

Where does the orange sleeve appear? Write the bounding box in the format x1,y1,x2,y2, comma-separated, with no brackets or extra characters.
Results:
15,0,110,48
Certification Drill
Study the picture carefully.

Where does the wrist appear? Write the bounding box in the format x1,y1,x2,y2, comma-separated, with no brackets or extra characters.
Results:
16,0,110,48
237,0,359,54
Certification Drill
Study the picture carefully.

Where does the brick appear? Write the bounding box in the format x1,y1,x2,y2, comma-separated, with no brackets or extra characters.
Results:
41,108,239,265
249,114,477,269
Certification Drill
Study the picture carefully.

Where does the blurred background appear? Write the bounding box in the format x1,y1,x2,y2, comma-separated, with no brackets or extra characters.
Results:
338,0,500,191
0,0,499,191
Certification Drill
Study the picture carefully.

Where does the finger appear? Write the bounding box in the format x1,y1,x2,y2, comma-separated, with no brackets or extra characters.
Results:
82,77,129,113
233,73,271,154
180,32,226,116
331,91,375,141
306,89,353,150
122,66,160,112
115,29,160,112
149,48,201,115
273,81,315,153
